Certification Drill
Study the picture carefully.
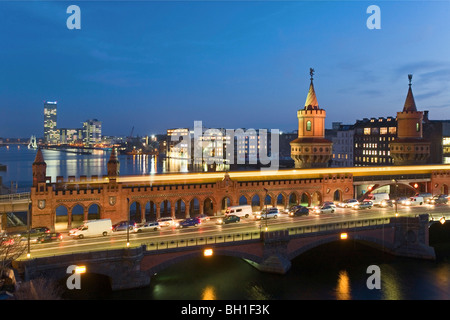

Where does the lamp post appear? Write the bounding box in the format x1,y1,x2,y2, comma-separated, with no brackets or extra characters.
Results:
27,200,31,258
264,188,268,231
126,197,130,247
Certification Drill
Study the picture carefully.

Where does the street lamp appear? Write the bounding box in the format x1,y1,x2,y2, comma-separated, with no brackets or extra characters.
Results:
264,188,268,231
126,198,130,247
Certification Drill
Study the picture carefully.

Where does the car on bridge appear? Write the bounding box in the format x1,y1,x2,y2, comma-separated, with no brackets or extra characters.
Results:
285,205,303,214
157,217,175,227
112,221,136,232
217,215,240,225
134,221,161,233
337,199,359,208
36,232,63,243
289,206,309,217
195,214,211,222
353,200,373,210
313,205,335,214
254,207,280,220
427,194,448,205
176,217,201,228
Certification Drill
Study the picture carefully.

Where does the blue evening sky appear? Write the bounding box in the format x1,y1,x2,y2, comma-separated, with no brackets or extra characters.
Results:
1,1,450,138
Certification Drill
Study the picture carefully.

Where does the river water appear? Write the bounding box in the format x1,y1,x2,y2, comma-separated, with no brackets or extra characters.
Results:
1,146,450,300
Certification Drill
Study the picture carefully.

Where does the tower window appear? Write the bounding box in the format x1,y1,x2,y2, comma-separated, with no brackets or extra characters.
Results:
416,122,420,132
306,121,312,131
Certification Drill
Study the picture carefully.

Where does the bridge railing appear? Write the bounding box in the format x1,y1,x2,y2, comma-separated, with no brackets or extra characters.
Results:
145,231,261,251
144,217,392,251
0,192,31,203
287,217,391,236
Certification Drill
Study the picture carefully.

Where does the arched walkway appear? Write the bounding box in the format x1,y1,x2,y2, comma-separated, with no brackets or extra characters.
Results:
71,204,84,227
55,205,69,231
88,203,101,220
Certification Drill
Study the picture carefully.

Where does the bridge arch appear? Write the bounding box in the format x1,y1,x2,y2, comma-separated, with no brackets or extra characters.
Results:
142,249,263,276
368,182,417,198
288,192,299,207
251,194,261,211
70,204,85,226
87,203,101,220
189,197,200,216
203,197,215,216
276,192,287,209
238,195,249,206
55,204,69,230
221,196,232,213
288,234,392,262
333,189,343,202
299,192,311,206
175,199,186,219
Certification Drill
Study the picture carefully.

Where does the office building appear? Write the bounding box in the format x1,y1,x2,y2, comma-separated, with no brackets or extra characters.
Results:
43,101,59,144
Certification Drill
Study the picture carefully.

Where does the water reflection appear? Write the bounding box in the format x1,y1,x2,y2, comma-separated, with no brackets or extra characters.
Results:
335,270,351,300
201,286,216,300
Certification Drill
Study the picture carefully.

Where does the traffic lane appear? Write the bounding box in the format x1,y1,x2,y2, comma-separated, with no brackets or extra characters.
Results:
30,204,448,252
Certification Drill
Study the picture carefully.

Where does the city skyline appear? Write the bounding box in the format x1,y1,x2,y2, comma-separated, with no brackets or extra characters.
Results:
2,1,450,138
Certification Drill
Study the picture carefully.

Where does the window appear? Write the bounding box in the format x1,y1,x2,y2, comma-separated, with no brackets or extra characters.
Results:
364,128,371,135
380,127,387,135
416,122,420,132
306,121,312,131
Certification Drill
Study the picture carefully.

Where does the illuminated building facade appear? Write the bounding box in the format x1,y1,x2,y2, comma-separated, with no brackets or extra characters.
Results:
43,101,59,144
353,117,397,166
331,123,355,167
83,119,102,146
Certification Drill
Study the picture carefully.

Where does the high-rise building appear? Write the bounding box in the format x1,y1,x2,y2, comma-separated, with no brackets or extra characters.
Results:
43,101,59,144
83,119,102,146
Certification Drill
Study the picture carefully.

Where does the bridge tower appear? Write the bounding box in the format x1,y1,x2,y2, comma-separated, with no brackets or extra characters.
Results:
32,148,47,187
290,68,332,168
390,74,430,165
107,147,120,181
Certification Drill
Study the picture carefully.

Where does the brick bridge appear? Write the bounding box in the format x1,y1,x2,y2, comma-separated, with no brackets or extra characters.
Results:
29,151,450,232
14,214,436,291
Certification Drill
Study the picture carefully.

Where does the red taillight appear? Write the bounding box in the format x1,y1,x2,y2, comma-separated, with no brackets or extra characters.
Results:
45,230,50,233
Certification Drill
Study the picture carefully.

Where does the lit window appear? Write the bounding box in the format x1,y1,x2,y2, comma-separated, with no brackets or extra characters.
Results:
306,121,312,131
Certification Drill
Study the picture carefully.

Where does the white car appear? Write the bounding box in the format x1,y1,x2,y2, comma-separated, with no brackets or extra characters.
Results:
338,199,359,208
134,221,161,232
254,207,279,220
157,217,175,227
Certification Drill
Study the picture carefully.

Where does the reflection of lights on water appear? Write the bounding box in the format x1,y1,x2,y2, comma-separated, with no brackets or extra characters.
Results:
335,270,351,300
201,286,216,300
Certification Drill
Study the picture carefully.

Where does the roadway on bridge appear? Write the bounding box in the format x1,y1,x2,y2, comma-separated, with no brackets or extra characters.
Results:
19,203,449,260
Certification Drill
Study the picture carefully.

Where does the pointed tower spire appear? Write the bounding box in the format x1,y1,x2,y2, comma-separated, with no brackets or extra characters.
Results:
32,148,47,187
107,147,120,178
290,68,332,168
304,68,319,109
403,74,417,112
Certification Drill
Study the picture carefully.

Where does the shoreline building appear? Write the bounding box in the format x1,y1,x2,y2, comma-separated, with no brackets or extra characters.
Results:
290,68,332,168
43,101,59,144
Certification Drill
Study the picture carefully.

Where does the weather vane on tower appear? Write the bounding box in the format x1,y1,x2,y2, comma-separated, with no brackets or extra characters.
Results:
310,68,315,81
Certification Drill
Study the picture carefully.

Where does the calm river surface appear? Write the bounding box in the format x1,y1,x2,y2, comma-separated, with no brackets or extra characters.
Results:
1,146,450,300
